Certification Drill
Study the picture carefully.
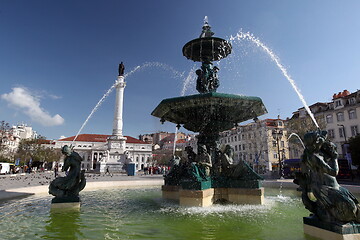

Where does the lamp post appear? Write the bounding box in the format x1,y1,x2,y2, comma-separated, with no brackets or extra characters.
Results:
272,128,283,178
338,124,348,159
337,124,347,142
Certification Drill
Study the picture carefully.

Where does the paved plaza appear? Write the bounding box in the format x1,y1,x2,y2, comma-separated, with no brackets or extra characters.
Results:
0,171,164,201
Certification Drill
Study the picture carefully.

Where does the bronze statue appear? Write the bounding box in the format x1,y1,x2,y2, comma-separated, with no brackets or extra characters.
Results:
118,62,125,76
196,62,220,93
49,145,86,203
295,130,360,223
219,145,262,180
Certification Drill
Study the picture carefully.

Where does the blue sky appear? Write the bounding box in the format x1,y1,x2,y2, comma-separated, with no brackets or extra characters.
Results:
1,0,360,140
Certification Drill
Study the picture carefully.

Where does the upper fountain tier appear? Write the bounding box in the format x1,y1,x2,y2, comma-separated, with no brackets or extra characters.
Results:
182,18,232,62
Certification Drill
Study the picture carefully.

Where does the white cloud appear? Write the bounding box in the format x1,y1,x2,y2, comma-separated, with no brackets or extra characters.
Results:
1,87,64,126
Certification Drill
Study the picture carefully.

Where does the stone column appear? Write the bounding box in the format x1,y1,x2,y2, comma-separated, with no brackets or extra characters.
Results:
112,75,126,137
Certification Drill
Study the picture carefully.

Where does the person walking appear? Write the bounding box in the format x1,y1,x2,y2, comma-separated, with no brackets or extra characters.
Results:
105,166,112,177
54,162,59,178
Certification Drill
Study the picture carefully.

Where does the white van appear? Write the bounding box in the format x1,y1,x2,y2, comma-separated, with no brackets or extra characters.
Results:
0,162,15,174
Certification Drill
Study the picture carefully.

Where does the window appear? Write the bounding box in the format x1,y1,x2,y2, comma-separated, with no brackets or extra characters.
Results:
242,144,246,150
326,114,333,123
339,127,346,138
335,100,342,107
337,112,344,122
234,136,237,141
349,109,357,120
349,98,356,105
273,152,278,159
328,129,335,138
272,141,277,147
278,121,283,126
351,126,359,136
281,141,285,147
249,143,252,149
235,145,238,151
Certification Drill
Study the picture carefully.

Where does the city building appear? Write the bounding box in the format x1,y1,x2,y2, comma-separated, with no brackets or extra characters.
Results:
0,124,39,158
55,134,152,171
288,89,360,159
219,118,289,173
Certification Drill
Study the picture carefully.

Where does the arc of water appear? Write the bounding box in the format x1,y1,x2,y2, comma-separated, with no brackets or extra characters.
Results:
229,31,319,129
72,84,116,145
180,65,197,96
71,62,185,145
173,128,178,156
287,133,305,149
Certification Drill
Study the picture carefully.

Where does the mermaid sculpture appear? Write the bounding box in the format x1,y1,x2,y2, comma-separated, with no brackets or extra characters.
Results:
295,130,360,223
49,145,86,203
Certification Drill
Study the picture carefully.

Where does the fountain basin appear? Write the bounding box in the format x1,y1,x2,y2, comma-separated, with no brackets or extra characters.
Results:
151,92,267,133
0,187,310,240
182,37,232,62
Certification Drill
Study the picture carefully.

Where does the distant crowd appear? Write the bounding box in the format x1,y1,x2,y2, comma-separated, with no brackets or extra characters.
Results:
143,165,170,175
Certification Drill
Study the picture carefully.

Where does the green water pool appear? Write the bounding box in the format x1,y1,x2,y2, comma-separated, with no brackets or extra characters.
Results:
0,187,315,240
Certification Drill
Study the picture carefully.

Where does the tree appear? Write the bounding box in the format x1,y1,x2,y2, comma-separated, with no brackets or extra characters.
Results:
15,139,61,166
286,114,326,159
286,114,326,141
349,135,360,166
0,121,10,157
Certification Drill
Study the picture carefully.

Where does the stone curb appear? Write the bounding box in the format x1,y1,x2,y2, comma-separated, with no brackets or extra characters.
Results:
0,179,164,202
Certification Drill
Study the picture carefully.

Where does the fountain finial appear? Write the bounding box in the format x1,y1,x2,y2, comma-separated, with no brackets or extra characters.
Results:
200,16,214,38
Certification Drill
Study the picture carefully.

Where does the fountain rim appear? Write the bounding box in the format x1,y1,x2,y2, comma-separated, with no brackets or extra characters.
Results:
182,37,232,62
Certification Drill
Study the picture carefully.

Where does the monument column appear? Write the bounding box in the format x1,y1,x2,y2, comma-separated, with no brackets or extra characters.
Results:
112,67,126,137
108,62,127,153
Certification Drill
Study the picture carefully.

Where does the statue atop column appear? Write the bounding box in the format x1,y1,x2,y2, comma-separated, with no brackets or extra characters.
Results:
118,62,125,76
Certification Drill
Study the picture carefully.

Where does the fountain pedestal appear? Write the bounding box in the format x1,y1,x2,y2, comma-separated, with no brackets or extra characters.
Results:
303,217,360,240
179,188,214,207
154,19,267,207
51,201,81,210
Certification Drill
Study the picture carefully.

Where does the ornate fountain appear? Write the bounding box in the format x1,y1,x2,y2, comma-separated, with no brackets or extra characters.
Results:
152,18,267,207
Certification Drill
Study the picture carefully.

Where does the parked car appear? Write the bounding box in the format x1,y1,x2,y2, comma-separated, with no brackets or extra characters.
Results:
0,162,15,174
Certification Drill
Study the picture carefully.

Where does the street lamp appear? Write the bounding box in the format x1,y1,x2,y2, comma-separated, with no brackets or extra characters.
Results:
272,128,283,178
337,124,347,142
338,124,348,159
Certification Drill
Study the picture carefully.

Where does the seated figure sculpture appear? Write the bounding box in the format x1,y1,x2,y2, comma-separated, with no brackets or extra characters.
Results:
219,145,262,180
49,145,86,203
184,145,212,182
294,130,360,223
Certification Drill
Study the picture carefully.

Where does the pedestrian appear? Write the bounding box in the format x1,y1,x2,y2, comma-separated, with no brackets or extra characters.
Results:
105,166,112,177
54,162,59,178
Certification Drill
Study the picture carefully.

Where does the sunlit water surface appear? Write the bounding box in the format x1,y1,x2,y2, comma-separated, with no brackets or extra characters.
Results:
0,188,312,240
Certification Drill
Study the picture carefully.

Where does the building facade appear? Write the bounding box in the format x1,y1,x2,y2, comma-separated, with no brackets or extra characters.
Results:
288,89,360,159
55,134,152,171
219,118,289,173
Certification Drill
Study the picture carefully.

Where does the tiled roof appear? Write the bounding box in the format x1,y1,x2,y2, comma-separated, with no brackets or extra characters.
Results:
59,134,148,144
